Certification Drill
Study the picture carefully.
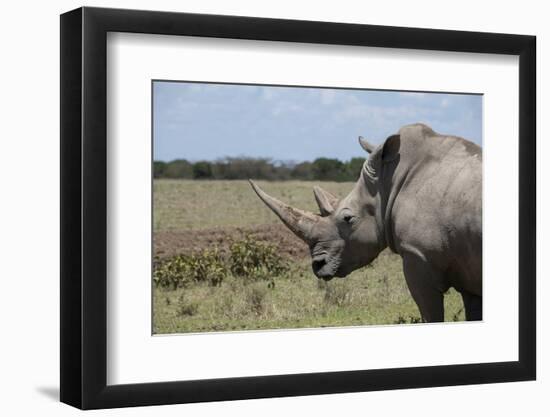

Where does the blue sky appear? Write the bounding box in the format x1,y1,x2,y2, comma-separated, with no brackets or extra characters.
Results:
153,81,482,162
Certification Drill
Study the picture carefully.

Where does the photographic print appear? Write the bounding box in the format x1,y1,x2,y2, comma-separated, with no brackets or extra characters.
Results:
152,81,482,334
61,9,535,407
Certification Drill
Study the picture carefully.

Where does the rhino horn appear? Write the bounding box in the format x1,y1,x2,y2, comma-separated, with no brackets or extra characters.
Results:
313,186,338,216
358,136,376,153
249,180,318,243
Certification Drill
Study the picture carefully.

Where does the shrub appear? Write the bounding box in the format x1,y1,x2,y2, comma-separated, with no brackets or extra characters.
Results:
229,236,288,281
154,237,287,289
153,249,227,289
184,248,227,286
153,255,192,290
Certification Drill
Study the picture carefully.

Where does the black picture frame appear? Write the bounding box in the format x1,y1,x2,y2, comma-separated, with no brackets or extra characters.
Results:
60,6,536,410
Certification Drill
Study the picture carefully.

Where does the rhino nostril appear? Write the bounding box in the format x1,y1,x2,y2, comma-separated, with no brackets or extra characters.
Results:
312,257,327,271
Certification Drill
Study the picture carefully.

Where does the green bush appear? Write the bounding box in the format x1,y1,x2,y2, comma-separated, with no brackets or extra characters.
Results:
154,237,288,289
229,236,288,280
153,249,227,289
153,255,192,290
185,248,227,286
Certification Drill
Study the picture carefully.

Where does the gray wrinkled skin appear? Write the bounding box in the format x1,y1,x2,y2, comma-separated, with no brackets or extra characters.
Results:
250,123,482,322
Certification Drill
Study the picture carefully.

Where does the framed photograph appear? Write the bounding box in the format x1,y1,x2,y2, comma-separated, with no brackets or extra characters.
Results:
60,6,536,409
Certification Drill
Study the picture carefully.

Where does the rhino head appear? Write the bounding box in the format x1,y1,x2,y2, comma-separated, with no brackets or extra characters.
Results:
250,135,399,280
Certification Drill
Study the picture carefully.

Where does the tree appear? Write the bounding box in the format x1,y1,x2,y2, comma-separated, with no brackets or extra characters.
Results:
164,159,193,179
345,157,366,181
312,158,346,181
193,161,213,179
154,156,365,181
153,161,167,178
290,161,313,180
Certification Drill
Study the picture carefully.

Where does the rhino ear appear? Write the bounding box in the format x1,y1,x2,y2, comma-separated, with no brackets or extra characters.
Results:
380,134,400,162
313,186,338,216
364,134,401,181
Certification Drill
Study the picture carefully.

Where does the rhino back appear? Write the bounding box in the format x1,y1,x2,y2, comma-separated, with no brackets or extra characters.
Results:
388,125,482,294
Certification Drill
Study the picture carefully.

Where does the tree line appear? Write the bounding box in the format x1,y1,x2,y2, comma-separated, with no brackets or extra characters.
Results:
153,156,366,182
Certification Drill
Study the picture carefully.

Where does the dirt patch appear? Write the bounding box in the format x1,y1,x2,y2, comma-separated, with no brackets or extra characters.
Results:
154,224,310,260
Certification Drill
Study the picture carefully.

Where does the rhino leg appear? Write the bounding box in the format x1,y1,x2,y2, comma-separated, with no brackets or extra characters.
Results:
461,292,482,321
402,255,444,323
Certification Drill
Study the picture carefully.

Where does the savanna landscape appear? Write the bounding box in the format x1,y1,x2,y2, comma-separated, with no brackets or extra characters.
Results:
153,179,466,334
151,80,482,332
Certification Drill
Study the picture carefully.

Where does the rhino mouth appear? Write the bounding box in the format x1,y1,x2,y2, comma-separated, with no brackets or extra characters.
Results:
315,258,363,280
312,255,341,280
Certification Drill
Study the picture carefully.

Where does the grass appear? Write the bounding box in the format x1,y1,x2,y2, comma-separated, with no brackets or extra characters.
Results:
153,179,467,334
153,251,465,334
154,179,354,232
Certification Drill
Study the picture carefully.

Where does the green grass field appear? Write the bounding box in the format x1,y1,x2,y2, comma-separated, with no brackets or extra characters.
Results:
153,179,465,334
153,179,354,231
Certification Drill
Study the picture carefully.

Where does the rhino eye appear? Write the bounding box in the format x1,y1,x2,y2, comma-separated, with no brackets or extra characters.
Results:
343,214,355,224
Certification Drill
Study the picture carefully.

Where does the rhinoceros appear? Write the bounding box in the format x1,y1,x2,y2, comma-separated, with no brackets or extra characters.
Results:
249,123,482,323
